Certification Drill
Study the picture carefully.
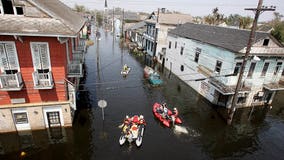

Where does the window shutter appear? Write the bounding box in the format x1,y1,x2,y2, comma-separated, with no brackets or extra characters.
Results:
0,44,9,71
5,43,19,70
39,44,49,69
31,43,41,69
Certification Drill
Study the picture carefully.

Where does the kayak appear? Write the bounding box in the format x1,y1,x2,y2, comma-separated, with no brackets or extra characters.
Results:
121,67,131,76
152,103,182,127
119,115,146,147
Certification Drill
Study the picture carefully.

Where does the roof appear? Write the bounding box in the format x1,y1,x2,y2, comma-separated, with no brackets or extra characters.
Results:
127,21,146,30
0,0,85,37
169,22,270,53
146,13,193,25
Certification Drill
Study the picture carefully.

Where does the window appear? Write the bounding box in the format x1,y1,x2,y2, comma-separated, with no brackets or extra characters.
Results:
215,60,222,74
168,41,171,49
1,0,14,14
247,62,256,78
0,42,20,74
16,7,23,15
30,42,51,72
233,62,242,75
261,62,269,76
263,39,269,46
274,62,282,75
237,94,247,104
180,65,184,71
194,47,201,63
150,42,153,52
180,46,184,55
14,112,28,124
175,41,177,49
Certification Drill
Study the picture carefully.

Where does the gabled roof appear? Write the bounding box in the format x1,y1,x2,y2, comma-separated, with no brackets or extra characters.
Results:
0,0,85,37
169,22,274,53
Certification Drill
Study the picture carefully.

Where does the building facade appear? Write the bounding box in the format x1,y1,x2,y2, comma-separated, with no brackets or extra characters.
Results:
0,0,86,133
164,23,284,108
143,9,193,67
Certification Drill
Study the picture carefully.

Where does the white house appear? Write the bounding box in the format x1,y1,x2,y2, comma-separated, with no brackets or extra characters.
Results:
143,9,193,66
164,22,284,108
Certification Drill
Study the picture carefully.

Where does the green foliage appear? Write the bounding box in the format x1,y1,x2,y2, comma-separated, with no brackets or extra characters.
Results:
204,7,225,25
74,4,86,12
271,22,284,43
96,12,103,27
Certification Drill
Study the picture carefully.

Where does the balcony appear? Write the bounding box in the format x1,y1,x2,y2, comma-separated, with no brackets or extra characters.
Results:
32,71,54,89
209,77,251,95
72,50,84,63
0,72,23,91
68,62,83,78
76,39,86,52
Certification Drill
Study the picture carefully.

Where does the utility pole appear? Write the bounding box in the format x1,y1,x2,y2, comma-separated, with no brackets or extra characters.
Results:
121,9,124,39
227,0,275,125
152,8,159,68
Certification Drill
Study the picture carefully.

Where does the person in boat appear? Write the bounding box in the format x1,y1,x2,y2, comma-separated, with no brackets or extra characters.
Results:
122,115,131,134
161,103,169,119
123,64,128,71
156,104,164,114
138,115,146,125
172,108,179,117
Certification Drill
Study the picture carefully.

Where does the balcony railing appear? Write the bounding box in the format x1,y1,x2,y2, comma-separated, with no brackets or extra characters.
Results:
76,39,86,52
68,62,83,78
72,50,84,63
32,71,54,89
0,72,23,91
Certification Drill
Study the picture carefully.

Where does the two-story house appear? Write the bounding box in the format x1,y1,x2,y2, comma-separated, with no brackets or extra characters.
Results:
0,0,86,133
164,22,284,109
143,8,192,67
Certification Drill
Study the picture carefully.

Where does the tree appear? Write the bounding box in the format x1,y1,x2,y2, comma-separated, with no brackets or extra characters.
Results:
239,16,253,29
74,4,86,13
96,12,103,27
204,7,225,25
225,14,241,26
269,12,284,43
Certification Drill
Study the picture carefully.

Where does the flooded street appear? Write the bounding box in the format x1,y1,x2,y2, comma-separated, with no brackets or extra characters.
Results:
1,28,284,160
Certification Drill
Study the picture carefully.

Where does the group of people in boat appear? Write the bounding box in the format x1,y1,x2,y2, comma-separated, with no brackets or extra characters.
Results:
122,115,146,135
156,103,179,120
123,64,129,72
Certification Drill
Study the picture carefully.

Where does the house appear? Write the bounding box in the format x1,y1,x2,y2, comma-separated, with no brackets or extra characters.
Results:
0,0,87,133
126,21,146,49
143,8,193,67
164,22,284,108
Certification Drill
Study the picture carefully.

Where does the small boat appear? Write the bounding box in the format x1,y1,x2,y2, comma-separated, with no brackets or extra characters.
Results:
148,73,163,86
121,67,131,76
143,66,154,78
152,103,182,127
119,115,146,147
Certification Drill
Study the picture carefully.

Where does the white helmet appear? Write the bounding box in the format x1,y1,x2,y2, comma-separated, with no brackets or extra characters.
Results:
126,115,129,119
173,108,177,111
139,115,144,119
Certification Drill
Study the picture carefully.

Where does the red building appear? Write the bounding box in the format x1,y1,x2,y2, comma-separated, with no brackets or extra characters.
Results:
0,0,87,133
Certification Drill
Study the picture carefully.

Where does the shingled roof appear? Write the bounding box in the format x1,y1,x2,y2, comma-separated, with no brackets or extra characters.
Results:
169,22,270,53
0,0,85,37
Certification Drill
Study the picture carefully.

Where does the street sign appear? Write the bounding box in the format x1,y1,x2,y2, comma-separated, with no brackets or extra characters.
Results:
98,100,107,120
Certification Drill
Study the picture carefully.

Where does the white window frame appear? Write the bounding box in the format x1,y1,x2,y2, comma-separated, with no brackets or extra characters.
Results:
0,41,20,73
12,108,31,131
43,106,64,128
30,42,51,72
